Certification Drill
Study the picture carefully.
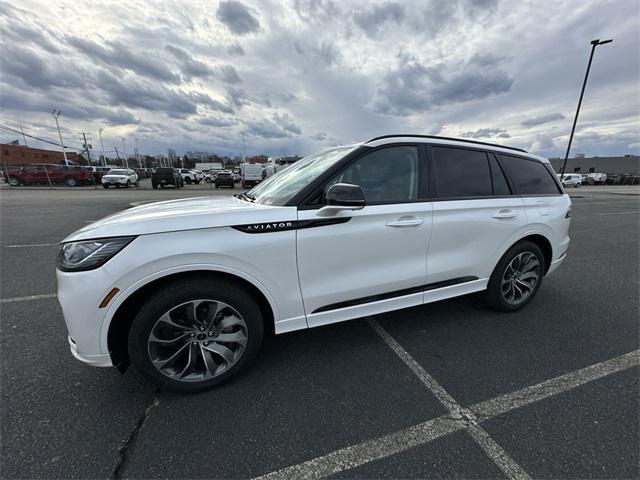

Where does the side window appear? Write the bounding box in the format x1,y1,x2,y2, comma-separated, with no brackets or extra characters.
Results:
489,156,511,195
432,147,492,198
498,155,561,195
325,146,419,204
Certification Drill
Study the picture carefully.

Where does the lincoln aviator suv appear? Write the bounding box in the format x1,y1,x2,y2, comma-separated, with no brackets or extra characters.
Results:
57,135,571,392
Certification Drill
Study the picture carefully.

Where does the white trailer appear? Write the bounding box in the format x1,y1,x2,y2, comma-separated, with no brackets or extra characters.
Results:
195,162,223,172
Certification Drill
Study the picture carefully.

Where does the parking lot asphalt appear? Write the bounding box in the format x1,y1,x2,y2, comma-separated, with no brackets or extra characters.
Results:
1,185,638,479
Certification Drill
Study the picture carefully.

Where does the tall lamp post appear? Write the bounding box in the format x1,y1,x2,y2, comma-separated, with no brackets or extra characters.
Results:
98,128,106,166
51,109,69,166
560,38,612,181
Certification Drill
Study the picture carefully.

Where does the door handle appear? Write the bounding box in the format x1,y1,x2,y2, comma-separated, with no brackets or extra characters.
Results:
492,210,517,219
386,217,424,227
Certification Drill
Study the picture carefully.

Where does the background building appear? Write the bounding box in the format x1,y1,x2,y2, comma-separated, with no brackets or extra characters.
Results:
1,144,79,166
549,155,640,175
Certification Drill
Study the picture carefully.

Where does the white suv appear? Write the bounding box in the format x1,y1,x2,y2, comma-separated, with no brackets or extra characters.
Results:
557,173,582,188
57,135,571,392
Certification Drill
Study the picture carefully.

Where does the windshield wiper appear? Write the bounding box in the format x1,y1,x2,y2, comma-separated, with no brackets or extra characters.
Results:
236,192,255,202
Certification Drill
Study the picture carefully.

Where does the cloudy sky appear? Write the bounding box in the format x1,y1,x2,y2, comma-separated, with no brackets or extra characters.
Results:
1,0,638,159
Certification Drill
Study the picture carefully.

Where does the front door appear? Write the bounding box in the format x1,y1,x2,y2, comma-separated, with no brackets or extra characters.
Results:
296,144,433,327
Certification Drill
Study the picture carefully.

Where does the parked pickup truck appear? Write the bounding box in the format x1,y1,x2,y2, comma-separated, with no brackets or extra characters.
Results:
3,164,94,186
151,168,184,189
178,169,204,184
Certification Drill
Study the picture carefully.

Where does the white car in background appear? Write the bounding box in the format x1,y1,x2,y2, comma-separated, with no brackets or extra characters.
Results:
57,135,571,392
557,173,582,188
101,168,139,188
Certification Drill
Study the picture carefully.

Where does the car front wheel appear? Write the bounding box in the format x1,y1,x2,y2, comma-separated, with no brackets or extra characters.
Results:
129,277,264,392
65,176,77,187
486,241,544,312
8,176,21,186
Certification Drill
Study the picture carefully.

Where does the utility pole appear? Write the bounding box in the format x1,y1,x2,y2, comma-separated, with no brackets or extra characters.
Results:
241,131,246,162
19,122,28,146
134,137,141,168
560,38,613,181
98,128,106,166
81,132,92,164
121,138,128,169
51,109,69,165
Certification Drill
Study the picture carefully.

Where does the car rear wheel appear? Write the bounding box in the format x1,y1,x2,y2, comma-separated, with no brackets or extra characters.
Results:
486,241,544,312
103,184,109,188
65,176,77,187
8,176,21,186
128,277,264,392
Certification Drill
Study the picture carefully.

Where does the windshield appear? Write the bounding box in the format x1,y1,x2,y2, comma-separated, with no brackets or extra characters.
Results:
108,169,129,175
246,145,357,205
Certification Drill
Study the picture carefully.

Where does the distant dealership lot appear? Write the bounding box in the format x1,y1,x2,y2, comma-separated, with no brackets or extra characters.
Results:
1,186,638,479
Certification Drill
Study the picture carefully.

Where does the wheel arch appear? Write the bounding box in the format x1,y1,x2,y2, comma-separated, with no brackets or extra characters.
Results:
497,233,553,275
106,269,276,371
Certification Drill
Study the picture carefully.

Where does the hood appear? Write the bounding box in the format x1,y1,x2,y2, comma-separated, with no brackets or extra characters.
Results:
63,195,295,242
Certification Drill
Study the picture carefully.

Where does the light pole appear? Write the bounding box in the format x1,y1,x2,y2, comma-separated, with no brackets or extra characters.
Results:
51,109,69,166
560,38,612,181
122,138,127,169
98,128,106,166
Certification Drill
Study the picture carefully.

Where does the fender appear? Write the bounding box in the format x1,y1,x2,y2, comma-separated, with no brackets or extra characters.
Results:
487,224,555,277
98,263,281,353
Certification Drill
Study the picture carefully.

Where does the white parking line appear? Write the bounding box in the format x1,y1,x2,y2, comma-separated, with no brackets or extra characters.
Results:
367,318,531,480
596,212,640,216
254,333,639,480
0,293,57,303
471,349,639,419
4,243,57,248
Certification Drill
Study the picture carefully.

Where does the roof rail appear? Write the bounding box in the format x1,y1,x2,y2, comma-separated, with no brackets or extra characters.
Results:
365,134,527,153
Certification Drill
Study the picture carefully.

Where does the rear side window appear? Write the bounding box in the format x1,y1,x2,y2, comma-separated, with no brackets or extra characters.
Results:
498,155,561,195
432,147,492,198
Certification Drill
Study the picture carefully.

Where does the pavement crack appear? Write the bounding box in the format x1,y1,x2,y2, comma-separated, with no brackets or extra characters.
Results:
111,395,161,479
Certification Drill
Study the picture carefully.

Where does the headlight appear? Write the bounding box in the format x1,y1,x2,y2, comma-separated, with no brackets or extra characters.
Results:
57,237,135,272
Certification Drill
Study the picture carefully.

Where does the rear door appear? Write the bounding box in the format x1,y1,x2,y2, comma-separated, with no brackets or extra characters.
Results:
426,146,528,284
296,144,433,327
497,154,569,262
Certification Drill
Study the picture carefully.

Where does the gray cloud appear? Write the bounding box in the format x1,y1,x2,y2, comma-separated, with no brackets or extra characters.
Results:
227,42,245,55
216,1,260,35
67,37,180,83
521,112,566,127
164,44,213,78
462,128,511,139
273,113,302,134
217,64,243,84
0,44,84,90
371,52,513,116
197,116,237,127
294,0,340,24
353,2,405,38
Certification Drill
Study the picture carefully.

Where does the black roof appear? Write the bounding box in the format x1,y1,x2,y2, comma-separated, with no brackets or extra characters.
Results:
366,134,527,153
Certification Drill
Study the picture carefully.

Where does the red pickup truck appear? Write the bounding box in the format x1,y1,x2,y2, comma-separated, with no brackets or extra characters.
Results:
3,164,94,187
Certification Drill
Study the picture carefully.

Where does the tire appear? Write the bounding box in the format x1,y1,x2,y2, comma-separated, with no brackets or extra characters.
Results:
185,177,191,184
160,184,165,188
486,241,545,312
128,277,264,393
126,180,131,188
103,184,109,189
65,176,77,187
152,183,158,189
8,176,21,187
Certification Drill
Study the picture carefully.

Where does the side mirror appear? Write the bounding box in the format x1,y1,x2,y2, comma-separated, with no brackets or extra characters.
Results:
318,183,365,216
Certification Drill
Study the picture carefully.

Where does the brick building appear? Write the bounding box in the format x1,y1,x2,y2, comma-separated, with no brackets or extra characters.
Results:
1,144,79,166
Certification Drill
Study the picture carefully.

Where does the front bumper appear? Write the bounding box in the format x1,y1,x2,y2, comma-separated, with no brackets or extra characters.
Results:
547,252,566,275
102,178,129,185
68,336,113,366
